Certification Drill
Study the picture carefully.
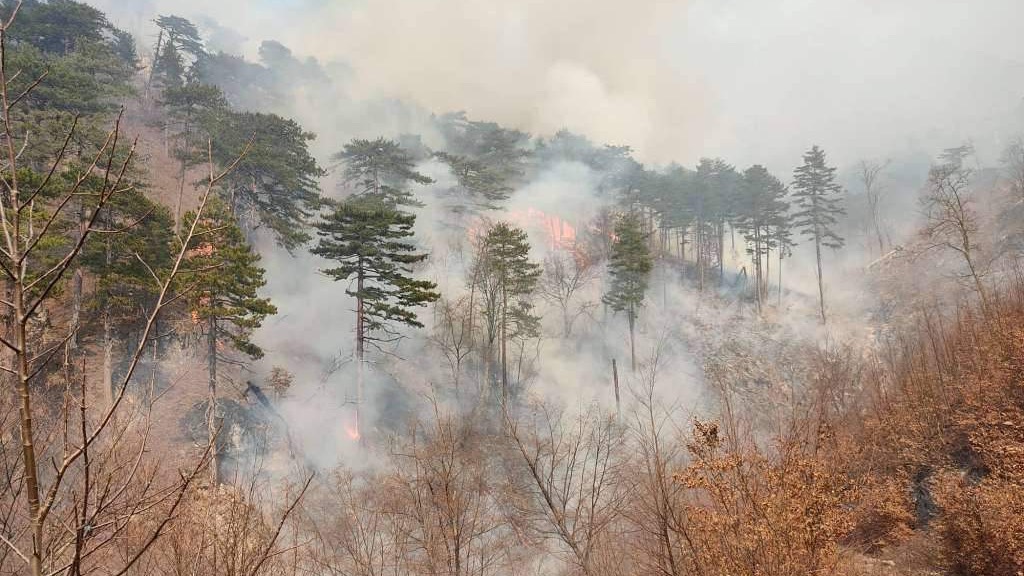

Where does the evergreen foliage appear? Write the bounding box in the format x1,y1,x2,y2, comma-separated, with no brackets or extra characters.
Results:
737,164,790,308
202,110,325,250
603,212,652,371
313,196,439,350
334,137,433,209
791,145,846,322
474,221,541,404
182,198,276,360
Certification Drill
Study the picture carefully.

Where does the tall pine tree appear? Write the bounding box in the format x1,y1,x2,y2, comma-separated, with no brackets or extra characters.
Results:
791,145,845,323
473,222,541,409
334,137,433,209
181,198,276,484
81,189,174,406
203,110,325,250
312,196,439,440
737,165,789,312
603,213,652,373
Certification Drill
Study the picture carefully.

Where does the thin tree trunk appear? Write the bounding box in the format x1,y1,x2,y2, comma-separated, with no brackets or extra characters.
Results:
500,286,508,412
174,118,189,233
207,316,219,485
102,235,113,407
70,199,86,352
814,231,826,323
717,221,725,285
356,268,365,444
778,248,784,307
763,230,771,302
102,309,113,407
146,30,164,102
14,274,44,575
753,226,762,313
612,358,620,420
628,310,637,373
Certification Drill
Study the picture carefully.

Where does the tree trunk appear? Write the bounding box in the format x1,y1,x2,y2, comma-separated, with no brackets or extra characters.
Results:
612,358,620,420
14,274,44,575
753,226,762,313
717,221,725,285
763,229,771,303
102,309,113,407
70,200,86,352
679,229,686,282
500,286,508,413
697,223,705,292
628,310,637,373
207,316,219,485
146,30,164,102
102,235,113,407
778,248,784,307
814,230,826,324
174,115,189,233
355,269,365,444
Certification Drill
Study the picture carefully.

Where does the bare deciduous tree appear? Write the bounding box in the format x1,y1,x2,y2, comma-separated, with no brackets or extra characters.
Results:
431,295,475,401
507,404,628,576
539,249,598,338
0,5,273,570
920,146,991,312
857,159,890,255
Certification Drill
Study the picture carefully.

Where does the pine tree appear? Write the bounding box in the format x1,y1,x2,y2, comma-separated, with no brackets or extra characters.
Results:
181,198,276,484
151,40,185,91
791,145,846,323
161,82,228,230
603,213,652,373
81,189,174,405
202,110,325,250
333,137,433,209
473,222,541,409
737,165,789,312
153,15,205,70
693,158,739,290
312,196,439,440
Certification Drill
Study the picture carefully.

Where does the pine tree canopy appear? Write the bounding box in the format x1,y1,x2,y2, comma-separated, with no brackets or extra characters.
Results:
181,198,276,360
333,137,433,208
81,189,174,333
737,164,790,254
154,15,205,61
201,110,325,250
313,196,439,345
476,222,542,340
791,145,846,250
4,0,131,59
603,212,653,317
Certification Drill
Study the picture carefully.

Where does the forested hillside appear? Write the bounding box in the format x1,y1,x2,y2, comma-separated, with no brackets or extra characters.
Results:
0,1,1022,575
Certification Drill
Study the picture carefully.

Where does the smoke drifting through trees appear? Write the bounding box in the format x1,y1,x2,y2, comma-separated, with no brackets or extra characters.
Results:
3,0,1024,574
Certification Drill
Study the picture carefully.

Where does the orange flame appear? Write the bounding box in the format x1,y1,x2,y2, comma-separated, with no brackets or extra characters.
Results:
508,207,576,250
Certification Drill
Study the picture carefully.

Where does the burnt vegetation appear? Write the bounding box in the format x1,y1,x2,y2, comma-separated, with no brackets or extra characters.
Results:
0,1,1022,575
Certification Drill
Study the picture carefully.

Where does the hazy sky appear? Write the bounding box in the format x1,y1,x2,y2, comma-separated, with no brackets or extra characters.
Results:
92,0,1024,171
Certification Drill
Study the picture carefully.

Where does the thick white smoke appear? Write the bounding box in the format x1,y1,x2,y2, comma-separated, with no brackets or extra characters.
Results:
91,0,1024,170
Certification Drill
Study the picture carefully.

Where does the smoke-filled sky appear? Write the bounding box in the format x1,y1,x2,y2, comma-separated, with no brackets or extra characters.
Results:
95,0,1024,171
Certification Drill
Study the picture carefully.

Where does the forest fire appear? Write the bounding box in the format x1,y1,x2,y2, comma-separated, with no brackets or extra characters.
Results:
508,207,577,250
8,1,1021,575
